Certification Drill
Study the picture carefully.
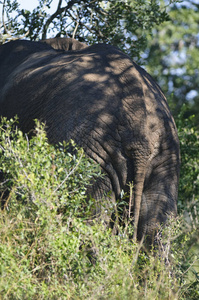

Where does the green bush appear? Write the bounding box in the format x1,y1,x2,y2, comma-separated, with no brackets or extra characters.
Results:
175,106,199,299
0,116,198,299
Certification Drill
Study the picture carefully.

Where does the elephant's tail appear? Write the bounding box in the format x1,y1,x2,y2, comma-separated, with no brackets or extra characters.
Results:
133,165,146,241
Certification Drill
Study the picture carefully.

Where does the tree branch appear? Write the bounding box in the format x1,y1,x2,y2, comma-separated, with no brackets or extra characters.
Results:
2,0,8,34
1,0,29,42
42,0,82,40
72,13,79,39
68,9,105,41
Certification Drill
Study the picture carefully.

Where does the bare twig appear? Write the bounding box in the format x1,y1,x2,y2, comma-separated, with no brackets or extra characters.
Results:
53,149,84,194
2,0,8,34
128,182,133,219
2,186,16,210
131,234,145,267
67,10,80,39
25,133,29,152
72,15,79,38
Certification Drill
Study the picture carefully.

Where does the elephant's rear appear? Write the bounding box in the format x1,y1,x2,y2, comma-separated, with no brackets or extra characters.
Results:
0,39,180,244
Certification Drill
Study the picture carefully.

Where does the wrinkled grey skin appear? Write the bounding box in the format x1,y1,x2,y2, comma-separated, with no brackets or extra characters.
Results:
41,37,87,51
0,38,180,242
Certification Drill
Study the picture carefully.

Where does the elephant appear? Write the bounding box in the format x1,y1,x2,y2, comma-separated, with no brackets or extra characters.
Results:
0,38,180,243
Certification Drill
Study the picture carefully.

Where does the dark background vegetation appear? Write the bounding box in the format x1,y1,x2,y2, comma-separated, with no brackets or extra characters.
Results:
0,0,199,298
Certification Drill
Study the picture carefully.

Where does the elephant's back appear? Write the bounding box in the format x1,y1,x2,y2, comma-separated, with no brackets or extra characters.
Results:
0,40,177,146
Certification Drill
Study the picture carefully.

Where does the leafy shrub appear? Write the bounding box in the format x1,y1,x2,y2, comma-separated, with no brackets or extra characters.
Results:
0,117,101,217
174,106,199,299
0,116,198,299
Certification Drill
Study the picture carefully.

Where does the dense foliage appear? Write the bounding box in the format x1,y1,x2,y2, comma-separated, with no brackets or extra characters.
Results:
1,0,179,58
0,117,198,299
146,0,199,122
177,106,199,297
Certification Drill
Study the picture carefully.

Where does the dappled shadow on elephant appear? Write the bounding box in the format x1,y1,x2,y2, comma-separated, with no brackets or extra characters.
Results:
0,38,180,244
